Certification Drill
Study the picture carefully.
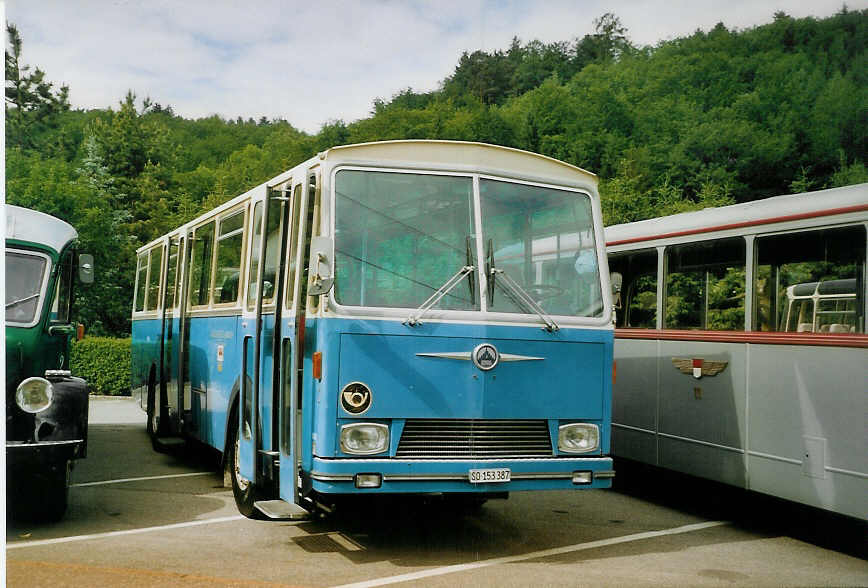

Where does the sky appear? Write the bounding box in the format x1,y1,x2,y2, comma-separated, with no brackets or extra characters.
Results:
6,0,865,134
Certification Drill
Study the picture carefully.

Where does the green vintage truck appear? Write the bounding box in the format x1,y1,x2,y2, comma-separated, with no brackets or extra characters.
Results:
6,204,94,521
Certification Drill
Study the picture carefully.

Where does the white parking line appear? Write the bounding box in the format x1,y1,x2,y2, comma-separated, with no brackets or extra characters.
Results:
331,520,728,588
7,515,246,550
71,472,214,487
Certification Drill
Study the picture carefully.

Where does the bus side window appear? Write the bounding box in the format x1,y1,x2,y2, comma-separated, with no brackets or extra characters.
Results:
284,184,303,309
145,245,163,312
215,210,245,305
165,238,180,310
754,225,865,333
246,202,264,310
665,237,745,331
134,252,148,312
608,250,657,328
189,221,216,308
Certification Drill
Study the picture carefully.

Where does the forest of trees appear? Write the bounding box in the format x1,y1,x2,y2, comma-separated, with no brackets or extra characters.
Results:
5,9,867,337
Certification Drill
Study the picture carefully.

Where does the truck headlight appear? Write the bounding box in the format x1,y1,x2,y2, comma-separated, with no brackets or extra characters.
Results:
558,423,599,454
340,423,389,455
16,377,54,414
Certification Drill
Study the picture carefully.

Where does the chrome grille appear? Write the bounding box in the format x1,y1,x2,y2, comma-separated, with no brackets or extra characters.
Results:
396,419,553,459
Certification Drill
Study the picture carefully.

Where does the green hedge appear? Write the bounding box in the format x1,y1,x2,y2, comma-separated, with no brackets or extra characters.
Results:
71,337,131,396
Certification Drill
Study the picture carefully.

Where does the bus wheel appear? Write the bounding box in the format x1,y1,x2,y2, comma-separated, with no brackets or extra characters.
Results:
227,406,261,518
145,381,166,453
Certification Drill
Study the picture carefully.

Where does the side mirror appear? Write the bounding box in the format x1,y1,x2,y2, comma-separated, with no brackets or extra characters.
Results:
610,272,623,310
78,254,94,284
308,236,335,296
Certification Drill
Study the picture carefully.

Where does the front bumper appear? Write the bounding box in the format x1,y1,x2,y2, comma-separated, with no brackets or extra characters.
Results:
7,439,85,471
309,456,614,493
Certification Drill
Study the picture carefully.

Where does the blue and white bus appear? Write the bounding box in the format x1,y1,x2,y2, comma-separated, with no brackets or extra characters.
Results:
131,141,615,518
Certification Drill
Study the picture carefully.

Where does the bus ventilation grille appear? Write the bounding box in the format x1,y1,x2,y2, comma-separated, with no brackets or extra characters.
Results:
396,419,553,459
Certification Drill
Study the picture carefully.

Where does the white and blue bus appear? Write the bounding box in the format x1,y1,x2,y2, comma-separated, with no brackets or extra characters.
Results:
131,141,615,518
605,183,867,519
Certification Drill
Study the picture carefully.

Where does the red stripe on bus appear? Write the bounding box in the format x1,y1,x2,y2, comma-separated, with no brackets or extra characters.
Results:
614,328,868,348
606,204,868,247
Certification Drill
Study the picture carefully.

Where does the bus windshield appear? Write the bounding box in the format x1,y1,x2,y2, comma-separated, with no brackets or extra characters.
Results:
6,251,48,325
481,178,602,318
333,169,602,317
334,170,476,310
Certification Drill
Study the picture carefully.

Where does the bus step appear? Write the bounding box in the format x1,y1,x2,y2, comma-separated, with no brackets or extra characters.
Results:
254,499,310,520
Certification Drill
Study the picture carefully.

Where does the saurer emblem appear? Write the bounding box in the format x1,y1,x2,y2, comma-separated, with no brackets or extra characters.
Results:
472,344,500,371
672,357,728,379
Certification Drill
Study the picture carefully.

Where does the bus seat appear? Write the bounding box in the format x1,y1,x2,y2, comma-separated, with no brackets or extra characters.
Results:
220,273,239,303
797,322,813,332
828,324,849,333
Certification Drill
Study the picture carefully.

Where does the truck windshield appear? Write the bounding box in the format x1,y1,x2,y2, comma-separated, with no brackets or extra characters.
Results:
6,251,49,325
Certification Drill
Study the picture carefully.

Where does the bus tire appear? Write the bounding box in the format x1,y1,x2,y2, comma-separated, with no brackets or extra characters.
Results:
145,376,165,453
227,404,261,519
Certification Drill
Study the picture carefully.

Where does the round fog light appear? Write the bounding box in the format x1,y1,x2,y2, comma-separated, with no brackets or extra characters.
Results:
16,377,54,413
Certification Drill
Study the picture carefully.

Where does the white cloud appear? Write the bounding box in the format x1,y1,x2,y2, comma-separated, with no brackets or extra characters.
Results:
8,0,863,133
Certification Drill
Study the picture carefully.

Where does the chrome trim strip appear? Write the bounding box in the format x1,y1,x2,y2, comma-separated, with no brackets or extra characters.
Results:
825,466,868,480
500,353,544,362
310,473,355,482
314,457,612,464
658,432,744,454
311,471,613,483
747,451,868,478
612,422,656,435
747,450,801,466
415,352,543,362
415,352,471,360
6,439,84,448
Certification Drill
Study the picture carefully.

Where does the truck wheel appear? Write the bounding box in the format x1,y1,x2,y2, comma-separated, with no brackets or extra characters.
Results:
227,405,261,519
16,463,70,523
41,463,71,522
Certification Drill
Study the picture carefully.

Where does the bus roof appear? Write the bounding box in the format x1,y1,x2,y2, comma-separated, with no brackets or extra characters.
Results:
321,140,597,186
138,140,599,253
5,204,77,255
605,183,868,247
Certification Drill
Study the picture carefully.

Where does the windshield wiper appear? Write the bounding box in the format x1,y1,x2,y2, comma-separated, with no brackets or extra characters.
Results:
6,293,40,309
489,269,559,332
404,264,475,327
487,246,559,333
405,236,477,327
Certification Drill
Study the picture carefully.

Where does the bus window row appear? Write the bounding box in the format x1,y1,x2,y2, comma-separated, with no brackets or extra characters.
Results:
608,224,865,333
133,199,290,314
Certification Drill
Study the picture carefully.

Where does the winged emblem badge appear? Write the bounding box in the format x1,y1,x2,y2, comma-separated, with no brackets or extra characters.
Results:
672,357,728,379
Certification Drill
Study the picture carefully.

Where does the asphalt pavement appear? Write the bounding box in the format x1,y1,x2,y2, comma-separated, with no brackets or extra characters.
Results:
5,396,867,587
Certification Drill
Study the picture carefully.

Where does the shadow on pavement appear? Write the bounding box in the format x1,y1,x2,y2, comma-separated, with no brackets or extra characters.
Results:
612,458,868,560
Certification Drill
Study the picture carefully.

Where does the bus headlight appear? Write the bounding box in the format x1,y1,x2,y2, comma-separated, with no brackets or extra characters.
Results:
16,377,54,414
558,423,599,454
340,423,389,455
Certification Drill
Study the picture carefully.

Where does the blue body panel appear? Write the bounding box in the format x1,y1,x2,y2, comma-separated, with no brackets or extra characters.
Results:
136,311,614,495
130,318,162,408
295,316,613,495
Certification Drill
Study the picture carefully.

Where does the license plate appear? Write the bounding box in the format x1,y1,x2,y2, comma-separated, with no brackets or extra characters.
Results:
468,468,511,484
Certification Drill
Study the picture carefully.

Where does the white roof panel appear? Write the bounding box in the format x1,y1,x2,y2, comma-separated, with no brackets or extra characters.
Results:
605,183,868,246
5,204,78,255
